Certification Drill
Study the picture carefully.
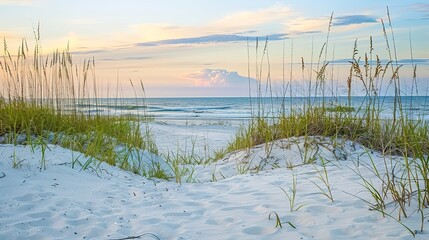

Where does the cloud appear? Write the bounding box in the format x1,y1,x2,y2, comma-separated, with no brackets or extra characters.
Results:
0,0,33,5
188,69,255,87
411,3,429,19
286,17,331,34
334,15,378,26
285,14,378,35
95,5,380,51
397,58,429,65
71,49,109,55
136,33,286,46
99,56,151,62
208,5,292,33
131,4,293,44
284,15,377,34
129,24,191,42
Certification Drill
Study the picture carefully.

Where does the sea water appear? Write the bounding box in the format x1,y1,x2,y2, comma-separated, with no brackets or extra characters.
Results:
73,96,429,121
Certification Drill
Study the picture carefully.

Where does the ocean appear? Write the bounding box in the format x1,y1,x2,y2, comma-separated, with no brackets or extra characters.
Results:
74,96,429,121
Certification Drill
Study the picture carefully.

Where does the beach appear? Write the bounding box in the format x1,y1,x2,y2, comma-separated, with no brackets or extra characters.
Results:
2,0,429,239
1,119,428,240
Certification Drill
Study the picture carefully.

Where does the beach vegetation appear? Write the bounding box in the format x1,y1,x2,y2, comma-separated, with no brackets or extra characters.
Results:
277,174,305,212
268,211,297,229
268,211,283,228
11,149,25,169
0,28,161,178
164,150,196,184
223,7,429,234
309,157,334,202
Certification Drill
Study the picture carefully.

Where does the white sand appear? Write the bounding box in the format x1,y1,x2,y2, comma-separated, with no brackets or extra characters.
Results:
0,121,428,239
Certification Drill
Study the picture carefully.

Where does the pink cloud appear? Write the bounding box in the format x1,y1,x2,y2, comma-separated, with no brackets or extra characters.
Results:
188,69,253,87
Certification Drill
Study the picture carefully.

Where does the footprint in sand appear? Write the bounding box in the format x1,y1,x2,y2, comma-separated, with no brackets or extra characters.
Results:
67,217,91,226
305,204,344,214
139,217,162,225
219,205,254,212
330,224,369,238
242,226,278,236
62,208,83,219
353,214,388,224
208,200,229,206
204,219,220,225
16,203,35,212
163,211,192,218
27,210,54,219
14,193,35,201
229,189,256,195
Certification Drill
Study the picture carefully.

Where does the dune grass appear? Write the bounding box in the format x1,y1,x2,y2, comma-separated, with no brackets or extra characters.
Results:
224,8,429,233
0,30,160,177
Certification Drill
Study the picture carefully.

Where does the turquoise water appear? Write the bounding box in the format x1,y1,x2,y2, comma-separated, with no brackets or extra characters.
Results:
73,96,429,120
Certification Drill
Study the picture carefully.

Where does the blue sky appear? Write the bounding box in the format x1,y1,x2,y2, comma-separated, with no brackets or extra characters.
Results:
1,0,428,97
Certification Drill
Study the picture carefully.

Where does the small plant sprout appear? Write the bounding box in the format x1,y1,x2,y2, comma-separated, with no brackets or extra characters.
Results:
268,211,297,229
36,136,50,171
277,174,305,212
11,149,25,169
310,156,334,202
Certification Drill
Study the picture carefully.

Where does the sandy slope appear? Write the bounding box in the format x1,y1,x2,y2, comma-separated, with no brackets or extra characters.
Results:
0,121,428,239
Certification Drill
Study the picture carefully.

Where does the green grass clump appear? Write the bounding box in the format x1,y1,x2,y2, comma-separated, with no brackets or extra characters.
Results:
0,31,161,178
229,106,429,159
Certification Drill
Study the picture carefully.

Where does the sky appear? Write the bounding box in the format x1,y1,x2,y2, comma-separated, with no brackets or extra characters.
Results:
1,0,428,97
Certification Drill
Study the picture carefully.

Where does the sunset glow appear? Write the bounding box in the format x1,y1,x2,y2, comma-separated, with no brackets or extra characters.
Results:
1,0,428,97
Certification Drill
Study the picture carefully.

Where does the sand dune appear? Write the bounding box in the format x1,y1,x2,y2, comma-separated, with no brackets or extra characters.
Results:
0,122,427,239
